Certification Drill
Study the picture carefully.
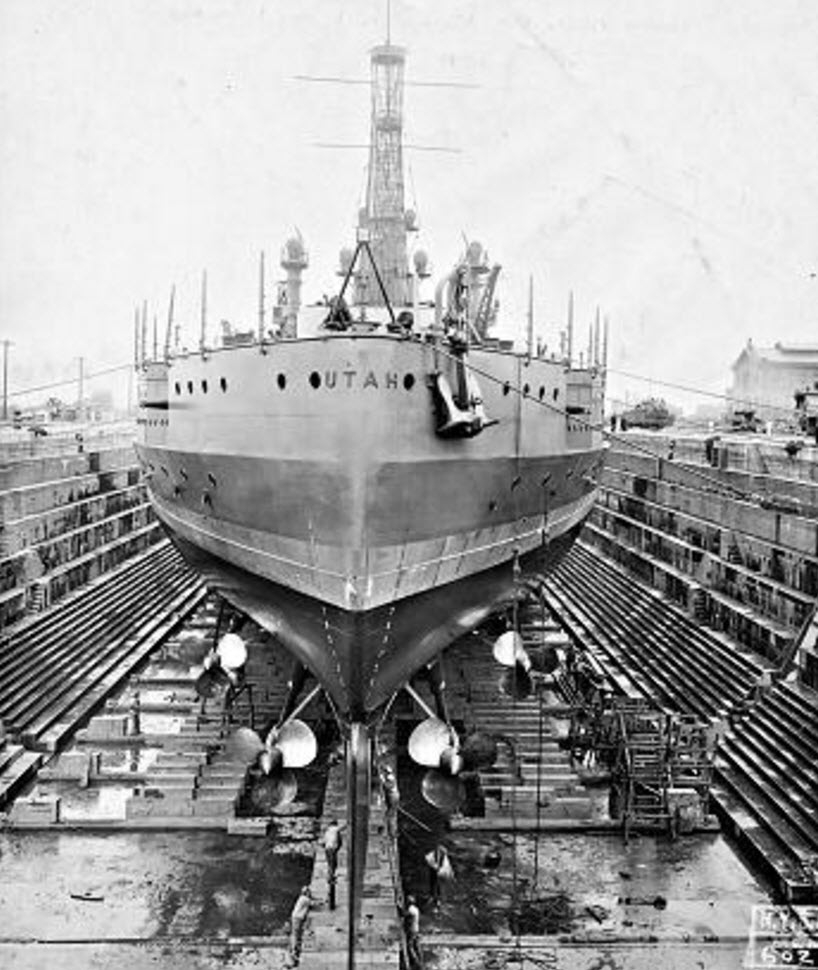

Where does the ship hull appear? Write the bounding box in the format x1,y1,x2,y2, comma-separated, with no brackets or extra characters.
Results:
143,450,597,610
137,335,605,717
168,521,582,718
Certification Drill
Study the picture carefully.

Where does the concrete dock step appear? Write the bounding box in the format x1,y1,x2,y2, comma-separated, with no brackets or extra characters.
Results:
0,742,25,777
0,749,42,808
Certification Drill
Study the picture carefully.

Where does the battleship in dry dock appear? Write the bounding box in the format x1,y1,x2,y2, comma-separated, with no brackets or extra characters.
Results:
134,35,606,933
136,36,605,727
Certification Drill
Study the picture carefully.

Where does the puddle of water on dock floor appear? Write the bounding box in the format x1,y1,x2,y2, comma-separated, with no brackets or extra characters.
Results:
50,781,134,821
128,687,198,705
0,831,310,940
96,747,160,773
138,713,188,734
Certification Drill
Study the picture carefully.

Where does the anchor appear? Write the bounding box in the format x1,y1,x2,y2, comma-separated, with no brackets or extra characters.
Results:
432,349,498,438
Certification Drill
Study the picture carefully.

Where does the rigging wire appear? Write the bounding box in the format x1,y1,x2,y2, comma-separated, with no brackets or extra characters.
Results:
431,341,765,505
509,551,523,953
509,399,524,944
24,329,802,510
9,363,133,400
534,618,544,890
604,365,807,418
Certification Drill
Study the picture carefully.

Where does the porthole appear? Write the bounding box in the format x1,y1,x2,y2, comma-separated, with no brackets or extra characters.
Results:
403,373,415,391
538,386,545,400
187,380,194,394
502,381,510,396
179,467,188,481
523,383,530,396
277,373,287,390
309,371,321,389
207,472,217,487
174,382,181,395
552,388,559,401
220,377,228,392
201,379,208,393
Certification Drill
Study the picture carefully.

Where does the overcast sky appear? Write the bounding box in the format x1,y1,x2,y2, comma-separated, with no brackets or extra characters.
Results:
1,0,817,413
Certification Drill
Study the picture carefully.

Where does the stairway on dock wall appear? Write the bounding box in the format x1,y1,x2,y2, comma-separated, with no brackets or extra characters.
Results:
713,678,818,902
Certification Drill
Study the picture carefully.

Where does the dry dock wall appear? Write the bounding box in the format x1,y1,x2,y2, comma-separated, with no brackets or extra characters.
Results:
0,430,160,629
592,432,818,685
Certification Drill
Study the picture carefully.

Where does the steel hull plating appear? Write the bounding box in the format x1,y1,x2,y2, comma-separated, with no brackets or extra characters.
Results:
168,524,582,718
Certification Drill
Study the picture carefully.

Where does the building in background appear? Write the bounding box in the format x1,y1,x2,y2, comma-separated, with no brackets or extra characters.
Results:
729,340,818,422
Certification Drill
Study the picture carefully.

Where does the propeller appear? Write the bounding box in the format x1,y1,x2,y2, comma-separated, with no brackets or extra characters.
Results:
223,717,318,771
224,719,316,811
421,769,466,813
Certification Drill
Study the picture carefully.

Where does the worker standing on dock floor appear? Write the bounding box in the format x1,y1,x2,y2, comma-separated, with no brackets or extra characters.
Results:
403,894,422,969
322,819,343,910
424,843,452,907
285,885,311,967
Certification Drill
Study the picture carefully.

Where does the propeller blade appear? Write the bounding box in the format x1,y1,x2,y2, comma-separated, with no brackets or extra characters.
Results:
246,769,298,812
460,731,499,770
493,631,531,670
271,718,318,769
194,665,230,699
224,726,265,763
408,716,455,768
530,645,560,675
216,632,248,671
421,769,466,813
493,630,522,666
500,664,533,700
